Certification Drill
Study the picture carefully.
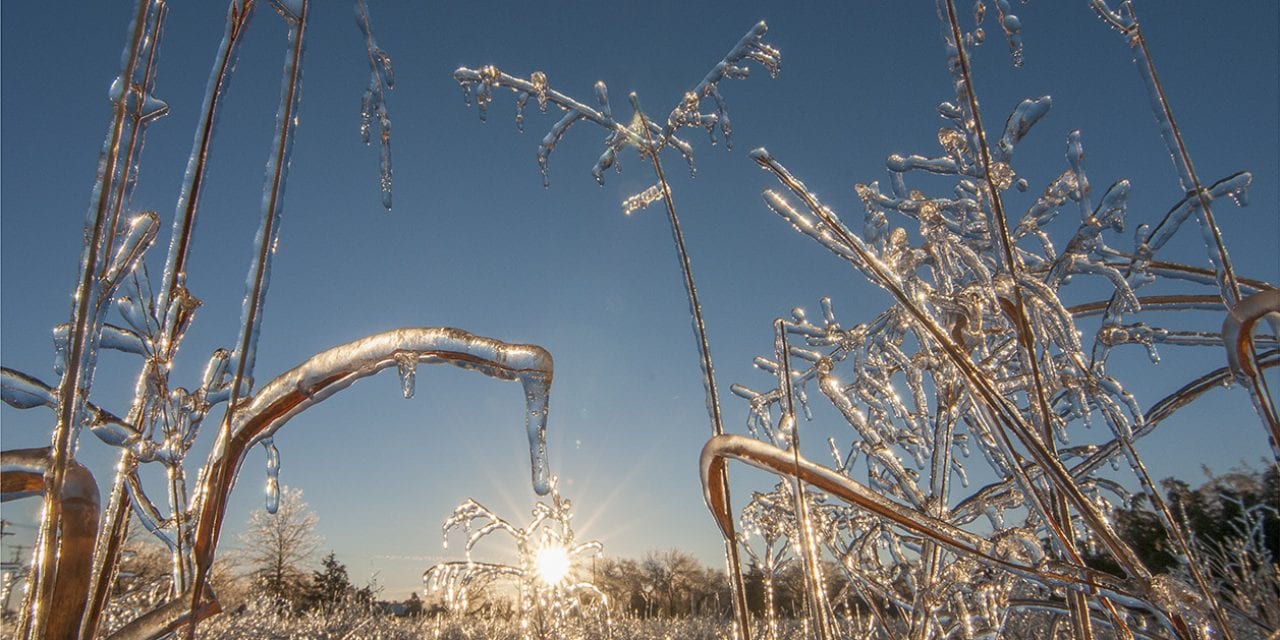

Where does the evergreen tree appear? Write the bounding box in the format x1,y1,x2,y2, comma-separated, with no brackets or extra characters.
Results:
305,551,353,612
403,591,423,617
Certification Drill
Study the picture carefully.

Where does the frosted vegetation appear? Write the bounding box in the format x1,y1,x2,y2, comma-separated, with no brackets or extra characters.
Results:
1,0,1277,639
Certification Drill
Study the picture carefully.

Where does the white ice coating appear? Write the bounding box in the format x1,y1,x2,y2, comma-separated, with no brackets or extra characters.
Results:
621,183,664,216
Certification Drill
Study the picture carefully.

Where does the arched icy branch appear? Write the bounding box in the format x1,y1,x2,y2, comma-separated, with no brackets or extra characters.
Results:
1222,288,1280,457
188,327,553,594
116,327,554,640
699,434,1186,629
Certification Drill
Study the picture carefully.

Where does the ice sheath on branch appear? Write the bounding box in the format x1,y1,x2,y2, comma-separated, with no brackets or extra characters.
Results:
83,2,259,636
18,0,167,636
182,0,311,632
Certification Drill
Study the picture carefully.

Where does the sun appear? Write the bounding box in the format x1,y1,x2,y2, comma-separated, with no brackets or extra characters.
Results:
534,543,571,586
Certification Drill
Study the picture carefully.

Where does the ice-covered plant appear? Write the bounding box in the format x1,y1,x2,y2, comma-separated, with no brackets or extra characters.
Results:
701,2,1277,639
425,489,606,640
0,2,557,639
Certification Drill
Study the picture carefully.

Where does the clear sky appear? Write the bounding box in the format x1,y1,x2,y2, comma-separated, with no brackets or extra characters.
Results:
2,2,1277,601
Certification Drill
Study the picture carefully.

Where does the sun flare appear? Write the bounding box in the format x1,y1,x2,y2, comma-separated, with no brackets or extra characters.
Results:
534,544,571,586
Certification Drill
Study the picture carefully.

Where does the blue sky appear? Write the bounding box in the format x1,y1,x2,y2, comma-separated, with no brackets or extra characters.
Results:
2,2,1276,600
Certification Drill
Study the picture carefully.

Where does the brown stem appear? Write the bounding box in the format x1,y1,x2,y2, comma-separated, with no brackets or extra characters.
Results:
630,94,752,639
2,448,100,640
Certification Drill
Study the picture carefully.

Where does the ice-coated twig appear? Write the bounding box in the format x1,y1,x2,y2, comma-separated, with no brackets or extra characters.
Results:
454,20,778,188
1091,0,1272,474
774,320,833,640
719,3,1271,637
1090,0,1243,308
189,0,310,628
355,0,394,210
629,94,753,640
110,327,553,640
189,327,554,594
753,145,1151,613
453,64,692,187
456,31,781,636
701,436,1168,616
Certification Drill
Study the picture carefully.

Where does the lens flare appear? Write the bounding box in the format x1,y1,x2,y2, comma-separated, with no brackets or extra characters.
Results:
534,544,570,585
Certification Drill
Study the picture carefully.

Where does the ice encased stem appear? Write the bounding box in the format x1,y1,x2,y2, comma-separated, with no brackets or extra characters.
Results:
355,0,394,210
24,0,167,636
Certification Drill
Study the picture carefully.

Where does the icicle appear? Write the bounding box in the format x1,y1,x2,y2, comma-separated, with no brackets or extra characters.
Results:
395,352,417,398
992,0,1024,67
355,0,394,210
102,211,160,287
262,437,281,513
227,0,309,402
519,372,553,496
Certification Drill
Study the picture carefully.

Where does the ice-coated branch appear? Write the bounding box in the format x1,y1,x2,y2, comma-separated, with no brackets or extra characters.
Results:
753,146,1150,583
1090,1,1244,308
453,64,692,187
24,0,168,630
658,20,779,151
426,490,605,631
111,327,553,640
83,2,261,629
700,435,1166,618
189,327,554,599
454,20,778,188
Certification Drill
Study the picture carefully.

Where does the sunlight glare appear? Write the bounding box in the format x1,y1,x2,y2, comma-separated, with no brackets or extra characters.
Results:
534,544,571,585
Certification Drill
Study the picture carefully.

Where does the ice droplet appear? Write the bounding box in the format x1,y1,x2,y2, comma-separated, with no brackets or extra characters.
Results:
988,161,1014,191
993,0,1025,67
938,127,969,162
1,367,58,410
622,184,665,215
395,352,417,398
530,71,548,112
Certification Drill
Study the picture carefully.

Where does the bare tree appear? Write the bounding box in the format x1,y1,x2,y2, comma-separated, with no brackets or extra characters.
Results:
238,486,320,610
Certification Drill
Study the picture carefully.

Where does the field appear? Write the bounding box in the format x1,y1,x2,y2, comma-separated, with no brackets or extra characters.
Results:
1,1,1277,639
